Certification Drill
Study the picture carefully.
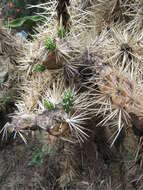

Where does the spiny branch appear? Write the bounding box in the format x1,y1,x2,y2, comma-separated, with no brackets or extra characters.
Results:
56,0,71,31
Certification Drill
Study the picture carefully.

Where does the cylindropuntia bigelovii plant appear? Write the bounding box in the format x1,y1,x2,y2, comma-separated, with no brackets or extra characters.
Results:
2,0,143,189
3,78,92,144
97,26,143,73
0,27,23,123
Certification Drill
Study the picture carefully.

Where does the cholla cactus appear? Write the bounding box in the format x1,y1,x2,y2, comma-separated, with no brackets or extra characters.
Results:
0,27,23,115
3,0,143,189
96,26,143,73
125,0,143,32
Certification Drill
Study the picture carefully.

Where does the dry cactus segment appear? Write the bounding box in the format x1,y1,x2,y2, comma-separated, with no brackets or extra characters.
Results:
56,0,71,31
126,0,143,32
2,81,92,144
84,0,128,35
98,26,143,73
0,27,23,115
83,53,143,144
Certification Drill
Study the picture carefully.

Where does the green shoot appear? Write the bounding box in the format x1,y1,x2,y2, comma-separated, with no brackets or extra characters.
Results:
44,100,55,110
33,64,46,72
57,26,66,39
28,151,43,166
28,144,53,166
45,37,56,52
62,90,75,113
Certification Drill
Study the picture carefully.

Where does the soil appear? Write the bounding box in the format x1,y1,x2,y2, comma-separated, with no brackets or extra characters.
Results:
0,136,49,190
0,127,142,190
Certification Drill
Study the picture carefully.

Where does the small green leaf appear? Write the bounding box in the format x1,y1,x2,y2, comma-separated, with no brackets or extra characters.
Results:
45,38,56,52
33,64,46,72
28,151,43,166
8,15,43,28
57,26,66,39
44,100,55,110
62,90,75,113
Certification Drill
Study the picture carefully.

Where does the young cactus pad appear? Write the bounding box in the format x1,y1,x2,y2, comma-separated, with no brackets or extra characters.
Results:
33,64,46,72
45,38,56,52
62,90,75,113
44,100,55,110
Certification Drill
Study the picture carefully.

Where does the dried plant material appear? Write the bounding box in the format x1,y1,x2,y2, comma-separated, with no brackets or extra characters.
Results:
56,0,71,31
98,26,143,73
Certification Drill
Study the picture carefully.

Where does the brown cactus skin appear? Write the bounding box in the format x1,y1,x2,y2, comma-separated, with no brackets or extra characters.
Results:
56,0,71,31
130,113,143,137
42,52,63,70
